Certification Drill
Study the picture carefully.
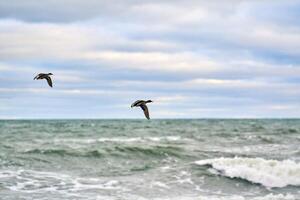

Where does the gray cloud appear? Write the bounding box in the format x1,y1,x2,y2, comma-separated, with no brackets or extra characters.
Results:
0,0,299,118
0,0,246,22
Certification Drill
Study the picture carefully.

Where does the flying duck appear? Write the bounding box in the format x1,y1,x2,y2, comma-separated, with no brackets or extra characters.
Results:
34,73,53,87
131,100,153,120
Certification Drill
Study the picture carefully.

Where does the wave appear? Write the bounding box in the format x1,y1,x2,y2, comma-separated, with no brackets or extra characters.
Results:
113,146,182,157
154,194,297,200
0,170,121,193
1,169,297,200
52,136,183,144
25,149,103,158
24,145,182,158
195,157,300,188
276,128,298,134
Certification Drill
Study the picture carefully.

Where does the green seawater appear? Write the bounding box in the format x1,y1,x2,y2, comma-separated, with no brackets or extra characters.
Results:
0,119,299,200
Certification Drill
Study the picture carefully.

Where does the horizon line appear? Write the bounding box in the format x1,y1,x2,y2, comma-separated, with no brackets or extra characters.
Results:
0,117,299,120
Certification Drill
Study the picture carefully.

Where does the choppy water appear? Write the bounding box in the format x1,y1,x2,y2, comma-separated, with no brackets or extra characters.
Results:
0,119,299,200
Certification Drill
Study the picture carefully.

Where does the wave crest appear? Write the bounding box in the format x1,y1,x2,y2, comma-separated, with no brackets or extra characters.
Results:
24,145,182,158
25,149,103,158
195,157,300,188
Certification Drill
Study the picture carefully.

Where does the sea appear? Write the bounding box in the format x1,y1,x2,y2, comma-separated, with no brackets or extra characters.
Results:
0,119,299,200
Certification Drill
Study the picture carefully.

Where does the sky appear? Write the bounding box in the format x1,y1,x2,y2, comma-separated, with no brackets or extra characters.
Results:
0,0,299,119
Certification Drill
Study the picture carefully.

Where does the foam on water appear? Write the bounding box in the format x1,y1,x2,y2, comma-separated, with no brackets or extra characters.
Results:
148,194,296,200
86,194,297,200
1,119,300,199
0,170,123,193
195,157,300,188
53,136,183,144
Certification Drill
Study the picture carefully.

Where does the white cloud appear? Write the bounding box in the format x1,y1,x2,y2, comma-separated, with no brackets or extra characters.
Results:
83,51,219,73
0,1,299,118
229,25,300,55
154,95,188,105
111,78,300,94
0,20,91,60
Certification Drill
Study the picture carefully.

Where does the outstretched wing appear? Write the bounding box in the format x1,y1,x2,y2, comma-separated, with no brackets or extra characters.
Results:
33,74,41,80
140,104,150,120
45,76,53,87
131,100,143,107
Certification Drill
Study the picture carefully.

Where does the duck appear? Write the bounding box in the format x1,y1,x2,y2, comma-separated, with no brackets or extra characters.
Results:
131,100,153,120
34,73,53,87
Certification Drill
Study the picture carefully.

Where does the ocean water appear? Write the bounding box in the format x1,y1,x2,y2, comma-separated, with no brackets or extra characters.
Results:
0,119,299,200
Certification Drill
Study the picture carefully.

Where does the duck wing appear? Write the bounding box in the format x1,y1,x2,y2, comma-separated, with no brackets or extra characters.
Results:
131,100,143,107
34,74,41,80
140,104,150,120
45,76,53,87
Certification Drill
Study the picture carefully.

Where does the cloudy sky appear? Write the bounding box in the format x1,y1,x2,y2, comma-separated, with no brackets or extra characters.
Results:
0,0,299,119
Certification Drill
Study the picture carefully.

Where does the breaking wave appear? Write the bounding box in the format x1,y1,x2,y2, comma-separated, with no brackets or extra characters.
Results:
195,157,300,188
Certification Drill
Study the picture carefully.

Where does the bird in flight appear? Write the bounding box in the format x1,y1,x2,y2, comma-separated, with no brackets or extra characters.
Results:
131,100,153,120
34,73,53,87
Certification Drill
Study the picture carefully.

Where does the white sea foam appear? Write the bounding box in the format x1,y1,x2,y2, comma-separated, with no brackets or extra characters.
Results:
0,170,123,193
150,194,296,200
0,170,297,200
97,136,182,143
150,181,170,189
52,136,183,144
195,157,300,188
